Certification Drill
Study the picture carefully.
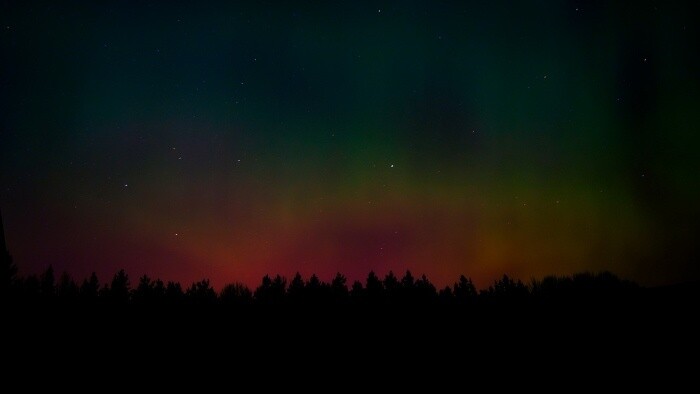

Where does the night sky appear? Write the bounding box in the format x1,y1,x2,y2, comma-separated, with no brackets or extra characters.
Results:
2,1,699,288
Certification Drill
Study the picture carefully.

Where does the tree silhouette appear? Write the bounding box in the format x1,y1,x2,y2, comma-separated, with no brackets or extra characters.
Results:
133,275,153,302
254,274,287,305
271,275,287,304
133,275,166,305
399,270,417,303
40,265,55,299
80,272,100,300
152,279,166,299
439,286,454,304
2,263,650,311
350,280,364,302
108,269,131,304
454,275,477,305
330,272,348,302
529,271,638,307
288,272,305,302
165,281,184,304
484,275,529,305
186,279,217,305
305,274,326,303
401,270,415,289
57,271,79,300
254,274,273,304
384,271,399,302
365,271,384,302
220,282,253,306
415,274,437,304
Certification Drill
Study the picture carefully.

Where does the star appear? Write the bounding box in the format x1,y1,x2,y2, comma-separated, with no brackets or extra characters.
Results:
390,164,394,168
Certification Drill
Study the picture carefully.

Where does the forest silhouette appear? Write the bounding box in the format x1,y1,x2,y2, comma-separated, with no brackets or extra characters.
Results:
0,257,652,308
2,213,697,312
4,226,700,365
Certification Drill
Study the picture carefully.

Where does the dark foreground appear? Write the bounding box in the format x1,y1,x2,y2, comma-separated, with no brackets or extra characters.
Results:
8,281,699,347
6,293,698,383
4,268,700,379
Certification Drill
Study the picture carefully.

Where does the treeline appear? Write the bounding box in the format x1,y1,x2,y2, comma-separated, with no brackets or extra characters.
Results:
4,263,639,307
